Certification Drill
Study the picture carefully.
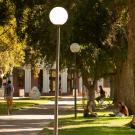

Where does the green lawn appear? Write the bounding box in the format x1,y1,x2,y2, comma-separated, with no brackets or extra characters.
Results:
39,113,134,135
0,96,54,114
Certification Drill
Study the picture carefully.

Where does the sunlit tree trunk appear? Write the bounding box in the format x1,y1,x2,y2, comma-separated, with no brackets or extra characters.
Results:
125,0,135,114
82,74,96,112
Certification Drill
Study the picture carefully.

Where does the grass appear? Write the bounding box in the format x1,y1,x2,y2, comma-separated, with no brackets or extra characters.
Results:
42,126,135,135
0,96,54,114
82,97,113,104
1,96,134,135
39,112,134,135
78,97,113,109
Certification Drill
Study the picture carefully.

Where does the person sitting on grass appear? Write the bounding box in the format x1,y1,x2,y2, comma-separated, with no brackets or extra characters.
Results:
130,115,135,129
110,101,129,117
83,100,97,117
116,102,129,116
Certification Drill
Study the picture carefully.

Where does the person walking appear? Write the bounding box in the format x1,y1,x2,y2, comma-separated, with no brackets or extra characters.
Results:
96,85,105,103
4,80,14,115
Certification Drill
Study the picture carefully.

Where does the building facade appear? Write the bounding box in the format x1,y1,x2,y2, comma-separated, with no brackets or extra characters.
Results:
2,67,110,97
12,67,83,97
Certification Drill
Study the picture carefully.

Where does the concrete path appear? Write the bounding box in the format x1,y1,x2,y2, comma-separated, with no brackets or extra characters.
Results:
0,96,82,135
0,115,53,135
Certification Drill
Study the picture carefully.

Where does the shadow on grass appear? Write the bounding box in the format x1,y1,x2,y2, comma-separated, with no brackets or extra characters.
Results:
0,102,37,114
40,126,135,135
53,115,132,129
59,118,96,127
59,126,135,135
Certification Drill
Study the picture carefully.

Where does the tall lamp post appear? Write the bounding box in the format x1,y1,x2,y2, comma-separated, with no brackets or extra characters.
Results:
70,43,80,119
49,7,68,135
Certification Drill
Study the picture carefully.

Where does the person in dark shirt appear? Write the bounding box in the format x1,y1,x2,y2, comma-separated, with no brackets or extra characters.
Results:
96,85,105,103
4,80,14,115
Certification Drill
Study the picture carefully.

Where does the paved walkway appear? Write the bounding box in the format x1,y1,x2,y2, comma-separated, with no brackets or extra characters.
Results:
0,97,82,135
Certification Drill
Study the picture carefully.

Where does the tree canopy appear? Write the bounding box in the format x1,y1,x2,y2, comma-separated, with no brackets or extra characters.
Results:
6,0,127,78
0,0,24,74
0,0,128,79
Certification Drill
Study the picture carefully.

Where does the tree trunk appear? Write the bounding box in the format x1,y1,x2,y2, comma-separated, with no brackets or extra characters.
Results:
112,61,127,106
125,0,135,114
82,75,96,112
113,73,120,103
110,76,115,99
125,61,135,114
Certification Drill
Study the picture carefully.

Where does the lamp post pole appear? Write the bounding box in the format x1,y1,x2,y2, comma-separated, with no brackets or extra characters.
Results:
74,54,77,119
54,25,60,135
49,7,68,135
70,43,80,119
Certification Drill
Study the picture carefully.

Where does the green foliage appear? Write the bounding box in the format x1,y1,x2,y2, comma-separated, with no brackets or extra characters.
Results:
103,0,127,7
22,0,78,68
0,1,8,25
105,7,128,73
70,0,128,83
0,19,25,74
72,0,111,47
11,0,128,82
69,0,111,82
0,0,14,25
26,2,56,63
0,0,25,74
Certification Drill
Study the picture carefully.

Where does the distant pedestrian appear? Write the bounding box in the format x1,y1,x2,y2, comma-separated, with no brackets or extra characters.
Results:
4,80,14,115
95,85,105,103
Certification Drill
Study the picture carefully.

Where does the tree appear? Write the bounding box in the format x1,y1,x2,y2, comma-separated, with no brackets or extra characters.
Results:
70,0,115,107
103,0,135,114
0,0,24,75
0,0,13,25
0,20,25,74
106,8,128,103
21,0,79,69
11,0,131,113
125,0,135,114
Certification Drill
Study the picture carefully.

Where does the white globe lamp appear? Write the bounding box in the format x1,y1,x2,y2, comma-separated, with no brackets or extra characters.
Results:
70,43,80,53
49,7,68,25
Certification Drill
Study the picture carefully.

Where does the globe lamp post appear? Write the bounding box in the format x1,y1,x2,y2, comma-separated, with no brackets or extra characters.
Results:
49,7,68,135
70,43,80,119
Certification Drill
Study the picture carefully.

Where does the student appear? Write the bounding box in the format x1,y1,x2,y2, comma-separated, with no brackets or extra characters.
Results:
4,80,14,115
115,102,129,116
83,100,97,117
130,115,135,128
83,107,90,117
96,85,105,103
